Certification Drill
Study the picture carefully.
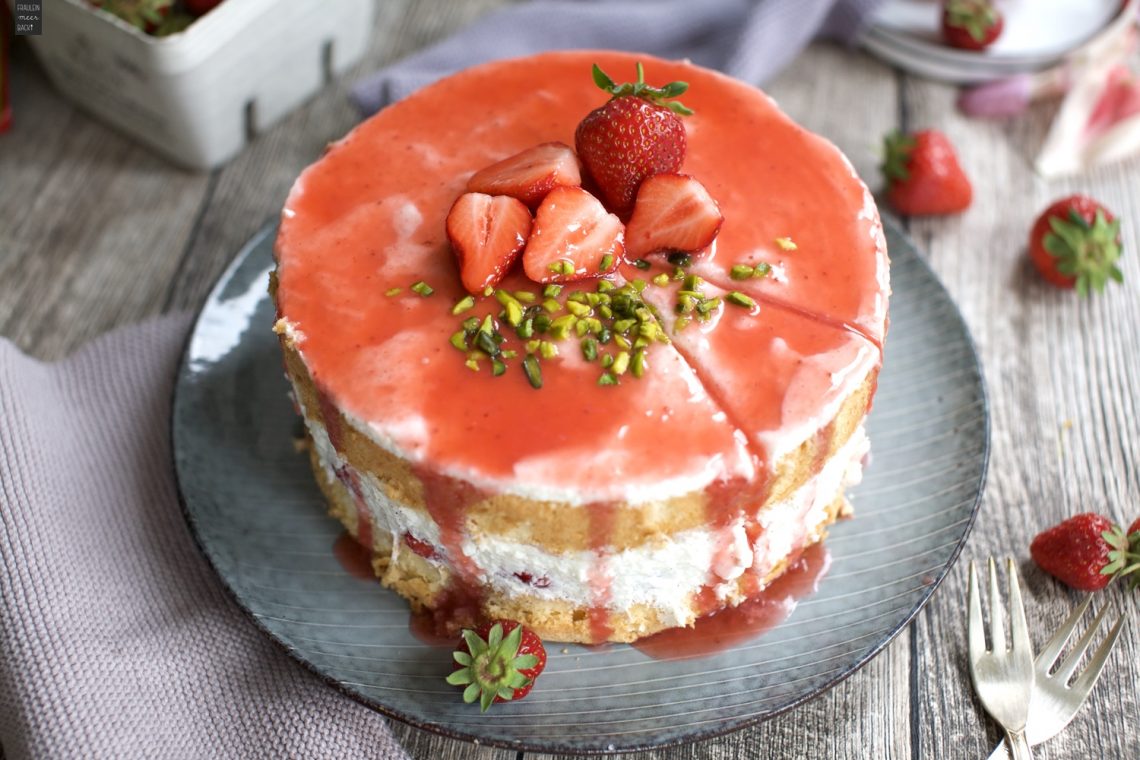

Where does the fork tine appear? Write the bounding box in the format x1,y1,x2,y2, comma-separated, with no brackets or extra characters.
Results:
988,557,1005,651
1005,558,1032,656
968,561,985,660
1052,604,1112,684
1070,615,1127,694
1036,596,1093,671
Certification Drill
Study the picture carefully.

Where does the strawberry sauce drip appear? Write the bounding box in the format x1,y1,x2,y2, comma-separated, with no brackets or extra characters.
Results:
586,501,618,644
317,390,374,549
411,464,488,588
634,543,831,660
332,531,375,581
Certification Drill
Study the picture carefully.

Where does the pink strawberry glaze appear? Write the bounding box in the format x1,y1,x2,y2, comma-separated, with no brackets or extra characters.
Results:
277,51,886,640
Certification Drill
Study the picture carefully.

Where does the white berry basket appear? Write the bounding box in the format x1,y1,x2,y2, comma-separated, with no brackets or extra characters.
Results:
21,0,373,170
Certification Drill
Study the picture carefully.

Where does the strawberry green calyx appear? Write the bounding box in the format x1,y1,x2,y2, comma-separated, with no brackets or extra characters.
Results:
880,131,916,183
945,0,1000,43
1101,524,1140,591
1044,210,1124,297
591,63,694,116
446,622,538,711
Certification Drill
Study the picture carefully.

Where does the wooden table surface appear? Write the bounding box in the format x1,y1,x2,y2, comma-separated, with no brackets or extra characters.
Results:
3,1,1138,758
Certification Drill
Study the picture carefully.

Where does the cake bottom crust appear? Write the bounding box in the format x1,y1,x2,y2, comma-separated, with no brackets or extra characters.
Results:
310,444,851,644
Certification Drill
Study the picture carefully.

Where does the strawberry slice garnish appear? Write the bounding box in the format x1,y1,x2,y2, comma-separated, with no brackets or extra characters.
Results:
1030,513,1140,592
446,192,533,294
624,173,723,259
941,0,1003,52
881,129,972,216
447,620,547,711
1029,195,1123,296
522,186,623,283
575,63,692,217
466,142,582,209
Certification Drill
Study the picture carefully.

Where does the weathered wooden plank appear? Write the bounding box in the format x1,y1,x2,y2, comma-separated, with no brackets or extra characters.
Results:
903,71,1140,760
0,42,210,360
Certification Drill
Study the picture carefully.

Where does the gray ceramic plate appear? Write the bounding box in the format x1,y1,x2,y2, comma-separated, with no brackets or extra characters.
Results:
173,216,988,755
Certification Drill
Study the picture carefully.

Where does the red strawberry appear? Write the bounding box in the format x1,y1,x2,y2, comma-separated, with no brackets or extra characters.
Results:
185,0,222,16
466,142,581,209
446,193,532,294
942,0,1003,51
624,173,723,259
1130,518,1140,538
522,186,623,283
1030,513,1140,592
447,620,547,710
1028,196,1123,296
575,63,692,216
881,129,972,216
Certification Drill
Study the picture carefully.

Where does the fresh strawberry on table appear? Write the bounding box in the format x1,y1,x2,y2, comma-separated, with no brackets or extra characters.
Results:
447,619,547,710
880,129,972,216
1030,513,1140,592
185,0,223,16
523,186,624,283
447,192,533,294
575,62,692,217
624,173,723,259
941,0,1003,51
1028,195,1123,296
466,142,581,209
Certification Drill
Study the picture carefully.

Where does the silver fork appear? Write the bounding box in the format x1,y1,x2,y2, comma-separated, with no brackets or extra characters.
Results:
969,558,1036,760
985,596,1129,760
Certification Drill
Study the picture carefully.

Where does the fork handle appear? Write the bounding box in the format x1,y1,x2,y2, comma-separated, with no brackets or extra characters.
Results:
1005,729,1032,760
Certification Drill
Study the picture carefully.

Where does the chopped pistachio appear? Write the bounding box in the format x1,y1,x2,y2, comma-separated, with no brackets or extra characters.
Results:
543,284,563,298
730,264,754,280
491,359,507,376
542,299,562,314
514,290,537,303
631,349,648,378
601,354,615,369
566,300,592,317
461,317,480,332
672,266,686,281
611,350,631,375
525,339,542,354
726,291,756,309
410,281,434,297
502,350,518,359
494,289,518,308
775,236,797,251
674,316,692,332
652,273,670,287
676,294,697,314
451,295,475,314
533,314,552,333
548,259,575,276
465,358,480,372
667,252,692,268
614,335,632,351
613,318,636,334
449,331,468,351
385,287,402,297
549,314,578,340
539,341,559,359
697,296,721,314
633,279,649,292
597,280,616,292
632,258,651,270
522,355,543,389
599,253,614,271
598,304,613,319
483,285,494,297
504,300,524,326
575,319,590,338
475,331,500,356
517,318,535,339
479,315,495,334
598,371,618,386
581,338,598,361
597,327,613,344
753,261,772,277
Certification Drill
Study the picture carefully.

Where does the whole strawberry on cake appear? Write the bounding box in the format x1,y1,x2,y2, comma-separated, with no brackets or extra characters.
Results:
271,51,890,644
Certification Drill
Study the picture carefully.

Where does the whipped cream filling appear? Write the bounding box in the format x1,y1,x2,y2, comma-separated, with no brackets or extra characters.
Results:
300,393,868,630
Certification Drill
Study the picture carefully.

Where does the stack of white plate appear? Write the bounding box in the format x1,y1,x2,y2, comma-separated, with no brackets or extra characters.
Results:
860,0,1122,83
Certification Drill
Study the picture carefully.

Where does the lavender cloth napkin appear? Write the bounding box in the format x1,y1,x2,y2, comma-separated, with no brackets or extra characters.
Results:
351,0,884,114
0,315,410,760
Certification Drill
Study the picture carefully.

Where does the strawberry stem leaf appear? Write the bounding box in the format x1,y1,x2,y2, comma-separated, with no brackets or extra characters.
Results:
1042,208,1124,296
591,62,694,116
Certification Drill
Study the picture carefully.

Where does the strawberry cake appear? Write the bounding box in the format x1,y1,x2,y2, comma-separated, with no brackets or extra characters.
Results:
271,51,889,644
